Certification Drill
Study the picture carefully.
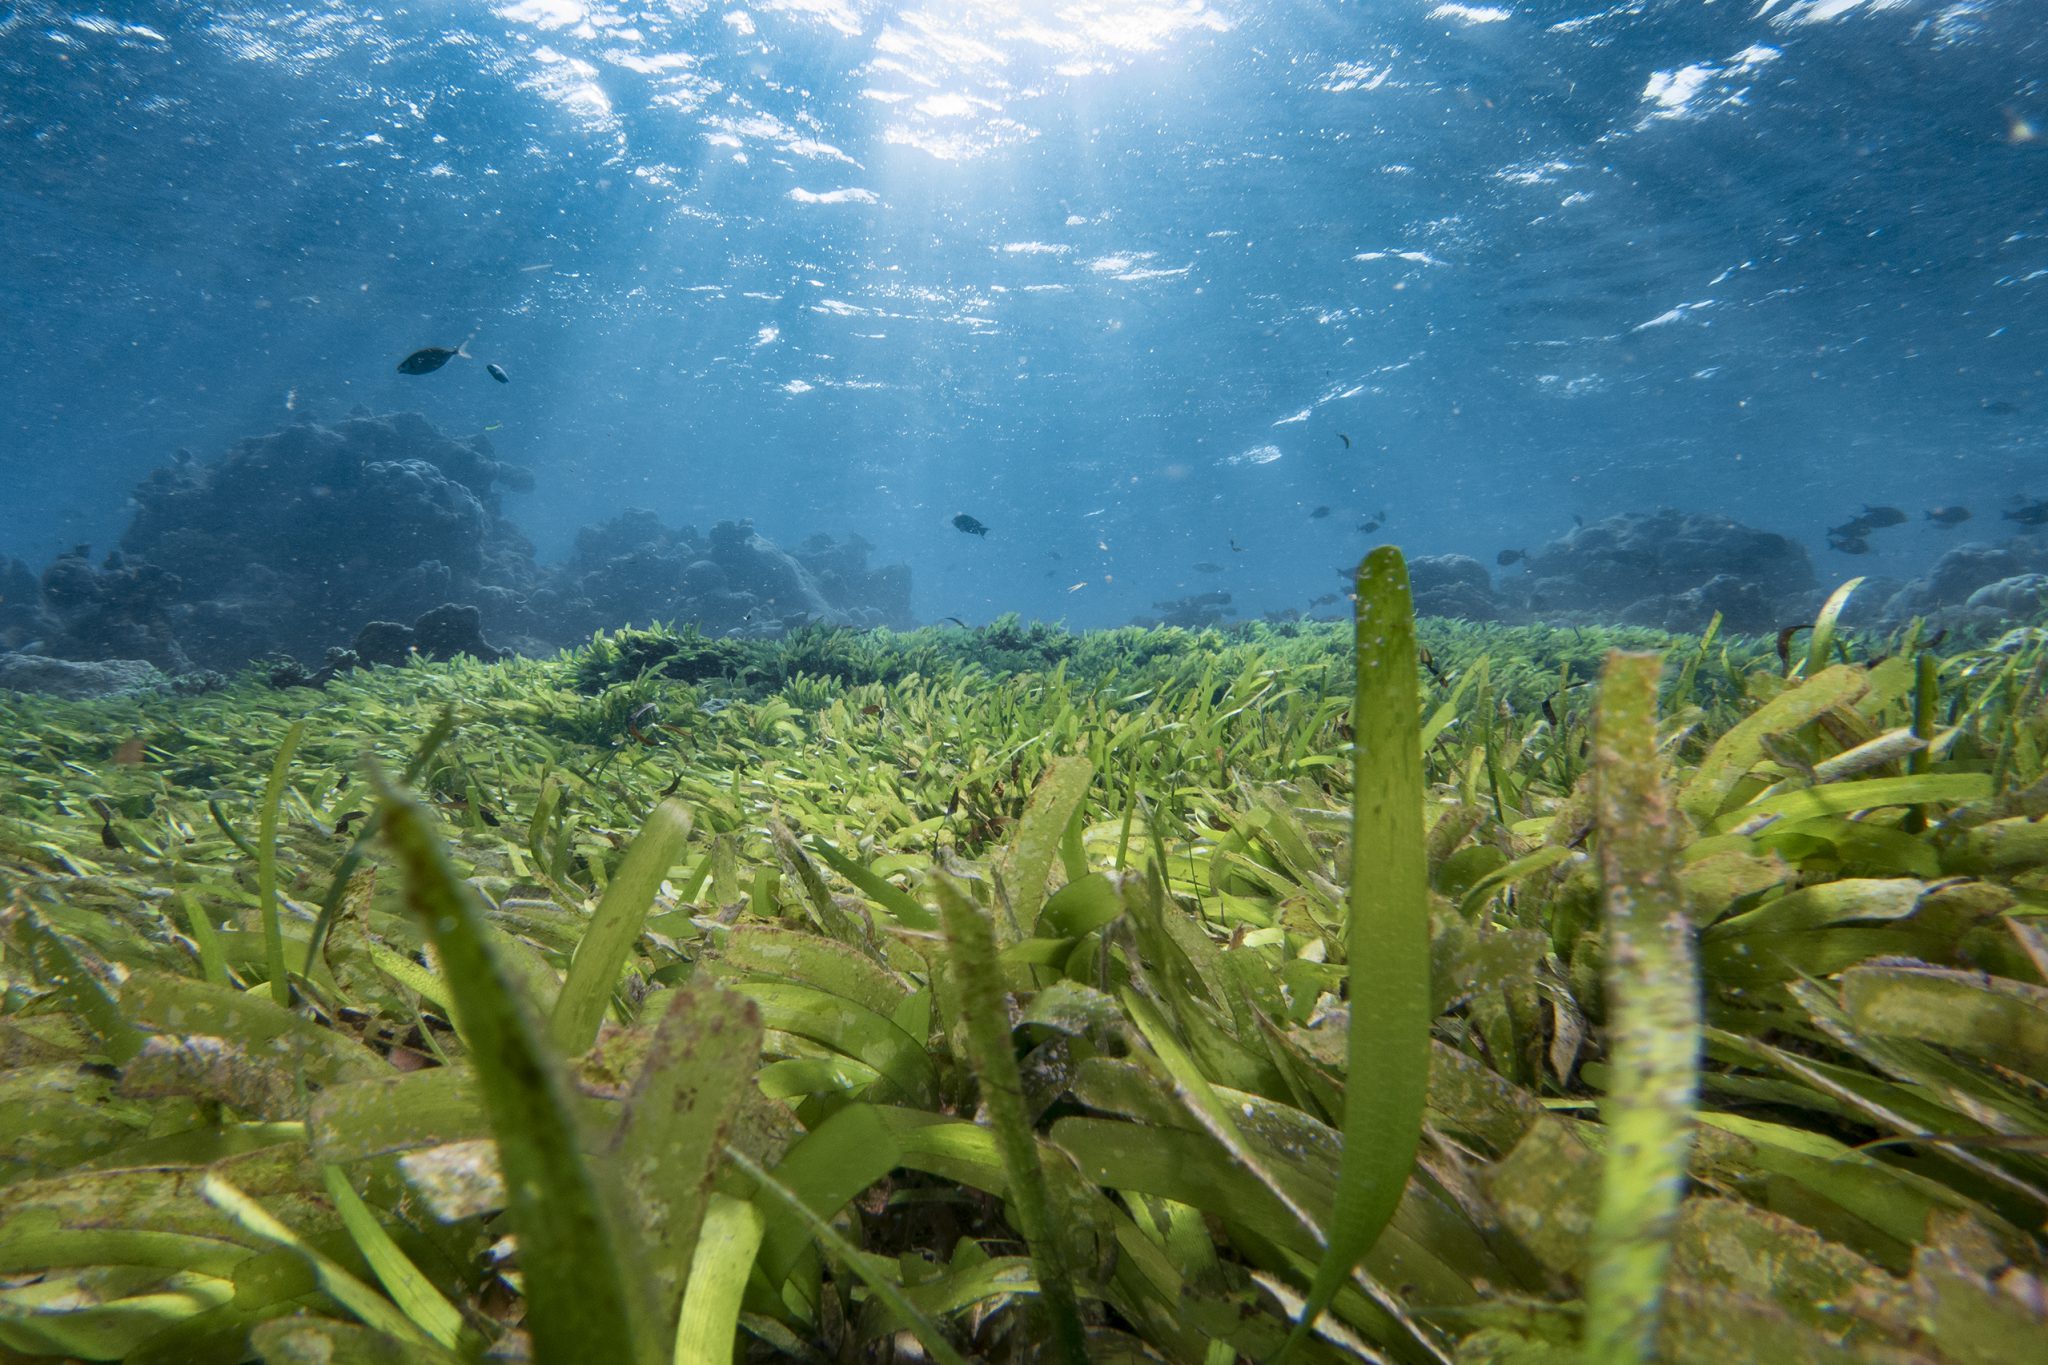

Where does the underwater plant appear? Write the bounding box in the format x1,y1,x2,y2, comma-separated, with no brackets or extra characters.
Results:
0,584,2045,1362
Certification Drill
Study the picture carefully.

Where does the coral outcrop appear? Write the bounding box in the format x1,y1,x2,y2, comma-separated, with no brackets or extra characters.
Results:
543,513,912,639
4,411,916,676
1503,509,1816,632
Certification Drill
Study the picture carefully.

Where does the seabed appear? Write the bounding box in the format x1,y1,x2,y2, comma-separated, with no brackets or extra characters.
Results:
3,569,2046,1363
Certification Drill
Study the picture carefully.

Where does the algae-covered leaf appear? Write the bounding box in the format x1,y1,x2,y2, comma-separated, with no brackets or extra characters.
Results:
1585,651,1699,1365
371,763,660,1365
1678,665,1867,827
609,984,761,1340
935,873,1089,1364
1839,963,2048,1085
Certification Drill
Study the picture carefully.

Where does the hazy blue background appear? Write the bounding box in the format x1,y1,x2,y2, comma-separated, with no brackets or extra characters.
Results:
2,0,2041,627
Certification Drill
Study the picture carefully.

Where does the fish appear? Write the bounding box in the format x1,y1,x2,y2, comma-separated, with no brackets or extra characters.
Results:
1925,505,1972,526
1497,549,1527,566
486,362,509,384
952,513,990,536
1572,514,1584,528
396,337,473,375
1857,505,1908,528
1338,433,1351,448
1309,505,1332,520
1829,534,1871,554
1981,399,2020,416
1829,516,1876,540
1357,510,1385,533
1194,562,1224,573
1229,538,1246,553
2005,499,2048,527
939,616,971,628
1309,592,1342,607
483,421,503,431
1066,580,1088,592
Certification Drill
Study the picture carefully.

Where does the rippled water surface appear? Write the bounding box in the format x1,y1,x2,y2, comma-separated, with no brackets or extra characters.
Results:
2,1,2041,625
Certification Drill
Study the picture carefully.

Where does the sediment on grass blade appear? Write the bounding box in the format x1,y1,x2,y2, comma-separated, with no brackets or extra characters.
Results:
934,872,1090,1365
1585,650,1700,1365
370,760,661,1365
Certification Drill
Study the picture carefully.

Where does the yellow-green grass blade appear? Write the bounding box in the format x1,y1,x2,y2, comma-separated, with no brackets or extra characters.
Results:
199,1173,451,1358
1585,651,1700,1365
371,762,659,1365
672,1193,765,1365
1285,547,1431,1354
1802,577,1865,678
550,797,692,1055
319,1165,472,1353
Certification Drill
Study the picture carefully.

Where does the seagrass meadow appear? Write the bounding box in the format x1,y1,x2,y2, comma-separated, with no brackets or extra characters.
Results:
3,554,2048,1365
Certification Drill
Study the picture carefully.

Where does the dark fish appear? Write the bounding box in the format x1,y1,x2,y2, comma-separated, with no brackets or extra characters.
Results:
2004,499,2048,527
1829,534,1871,554
1338,433,1351,448
396,339,472,374
1829,517,1875,540
1309,506,1331,520
485,362,509,384
1981,399,2020,416
1497,549,1527,566
952,513,990,537
1309,592,1342,607
1357,520,1382,534
1194,562,1224,573
1925,505,1973,527
940,616,971,628
1230,538,1246,553
1858,505,1908,528
1572,514,1584,528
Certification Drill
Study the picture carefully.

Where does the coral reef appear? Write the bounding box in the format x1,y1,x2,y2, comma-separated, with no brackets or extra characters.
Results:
3,412,915,676
1503,509,1816,631
544,512,911,639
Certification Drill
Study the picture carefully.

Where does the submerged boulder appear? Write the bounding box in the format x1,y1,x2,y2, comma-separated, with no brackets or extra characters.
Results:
353,603,507,666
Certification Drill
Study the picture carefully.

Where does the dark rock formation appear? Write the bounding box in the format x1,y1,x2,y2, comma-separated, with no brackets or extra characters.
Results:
1408,555,1504,621
353,603,507,666
1506,509,1816,632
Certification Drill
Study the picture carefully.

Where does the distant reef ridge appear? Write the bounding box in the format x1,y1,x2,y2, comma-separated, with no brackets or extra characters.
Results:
0,409,914,679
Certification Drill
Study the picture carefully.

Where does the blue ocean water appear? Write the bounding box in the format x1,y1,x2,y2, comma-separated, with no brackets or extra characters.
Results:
1,0,2041,636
